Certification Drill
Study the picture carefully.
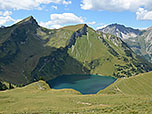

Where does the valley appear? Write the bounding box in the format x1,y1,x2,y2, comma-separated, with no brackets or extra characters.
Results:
0,16,152,114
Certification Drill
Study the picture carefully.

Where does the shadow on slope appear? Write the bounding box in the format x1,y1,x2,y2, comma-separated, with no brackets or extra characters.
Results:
31,47,90,82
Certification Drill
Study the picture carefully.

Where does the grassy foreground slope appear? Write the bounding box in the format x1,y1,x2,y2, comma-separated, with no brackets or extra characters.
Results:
100,71,152,95
0,80,152,114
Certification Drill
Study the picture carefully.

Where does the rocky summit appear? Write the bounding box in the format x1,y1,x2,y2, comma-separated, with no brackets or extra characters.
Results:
98,23,142,39
99,23,152,63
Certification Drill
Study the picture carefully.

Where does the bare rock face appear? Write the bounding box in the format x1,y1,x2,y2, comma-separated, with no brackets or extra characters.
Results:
18,16,39,28
0,26,5,29
135,27,152,62
67,24,88,48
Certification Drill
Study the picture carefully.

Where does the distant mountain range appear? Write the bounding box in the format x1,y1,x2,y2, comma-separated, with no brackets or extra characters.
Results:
98,24,152,63
98,23,142,39
0,16,152,85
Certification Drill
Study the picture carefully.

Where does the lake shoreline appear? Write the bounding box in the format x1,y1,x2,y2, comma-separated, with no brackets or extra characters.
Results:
47,74,117,94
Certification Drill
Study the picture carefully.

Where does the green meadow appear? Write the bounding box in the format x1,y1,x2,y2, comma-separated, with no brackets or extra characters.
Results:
0,72,152,114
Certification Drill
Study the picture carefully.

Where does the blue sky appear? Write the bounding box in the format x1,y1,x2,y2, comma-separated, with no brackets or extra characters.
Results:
0,0,152,29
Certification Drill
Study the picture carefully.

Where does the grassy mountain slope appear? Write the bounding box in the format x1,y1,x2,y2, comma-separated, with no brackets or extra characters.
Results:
0,16,54,84
67,27,152,77
0,16,152,85
0,80,152,114
0,17,89,84
32,24,152,80
100,71,152,95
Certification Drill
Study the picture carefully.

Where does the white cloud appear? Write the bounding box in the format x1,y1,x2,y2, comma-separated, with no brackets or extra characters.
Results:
40,21,62,29
39,21,52,28
136,8,152,20
0,11,15,25
50,13,84,24
3,11,12,16
0,16,14,25
63,0,72,5
51,5,58,10
81,0,152,20
81,0,152,11
40,13,84,29
51,24,63,29
14,19,22,24
0,11,24,26
87,21,96,25
96,25,107,30
0,0,72,10
0,11,12,16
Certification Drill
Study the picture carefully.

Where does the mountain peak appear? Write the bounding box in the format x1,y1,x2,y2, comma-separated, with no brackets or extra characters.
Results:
98,23,142,39
108,23,125,28
61,24,88,31
17,16,38,26
25,16,35,21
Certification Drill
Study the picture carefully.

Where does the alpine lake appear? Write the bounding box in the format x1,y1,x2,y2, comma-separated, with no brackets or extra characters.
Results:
47,74,117,94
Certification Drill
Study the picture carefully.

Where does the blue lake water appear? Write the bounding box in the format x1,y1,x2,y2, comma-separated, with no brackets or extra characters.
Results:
47,74,117,94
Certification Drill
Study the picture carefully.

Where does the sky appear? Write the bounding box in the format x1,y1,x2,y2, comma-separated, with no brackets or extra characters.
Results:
0,0,152,30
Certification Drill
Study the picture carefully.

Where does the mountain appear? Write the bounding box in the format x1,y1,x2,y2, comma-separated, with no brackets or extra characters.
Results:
126,27,152,63
99,24,152,63
98,23,142,39
0,16,152,85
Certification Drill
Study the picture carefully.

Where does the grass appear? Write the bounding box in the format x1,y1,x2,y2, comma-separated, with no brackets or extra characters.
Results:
67,27,149,77
99,71,152,95
61,24,86,31
0,78,152,114
45,29,73,48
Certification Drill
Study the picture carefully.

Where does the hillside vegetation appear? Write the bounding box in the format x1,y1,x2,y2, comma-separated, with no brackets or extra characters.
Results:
0,80,15,90
99,71,152,95
0,16,152,85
